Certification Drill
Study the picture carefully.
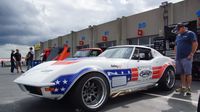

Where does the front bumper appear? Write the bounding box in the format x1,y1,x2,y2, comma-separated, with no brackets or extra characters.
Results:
17,83,63,100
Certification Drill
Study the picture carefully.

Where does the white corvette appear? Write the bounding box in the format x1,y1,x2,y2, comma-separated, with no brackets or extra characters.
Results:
14,45,176,111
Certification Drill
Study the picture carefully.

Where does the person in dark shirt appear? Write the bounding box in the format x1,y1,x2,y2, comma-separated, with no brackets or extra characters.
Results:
14,49,24,73
174,23,198,95
1,61,3,67
26,47,34,70
10,50,15,73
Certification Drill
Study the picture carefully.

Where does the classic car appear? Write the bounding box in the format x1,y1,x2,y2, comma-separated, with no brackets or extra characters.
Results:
14,45,176,111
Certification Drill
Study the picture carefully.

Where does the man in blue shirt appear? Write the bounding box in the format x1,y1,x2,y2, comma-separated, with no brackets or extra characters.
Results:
174,23,198,95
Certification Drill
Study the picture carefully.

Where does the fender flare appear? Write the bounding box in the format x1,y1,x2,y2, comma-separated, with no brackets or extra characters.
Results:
158,64,175,82
57,67,111,100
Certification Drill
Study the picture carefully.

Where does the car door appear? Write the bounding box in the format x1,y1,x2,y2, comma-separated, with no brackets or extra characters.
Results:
127,47,154,86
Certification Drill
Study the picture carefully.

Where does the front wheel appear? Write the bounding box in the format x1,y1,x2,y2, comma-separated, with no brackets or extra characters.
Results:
72,73,109,112
158,67,176,90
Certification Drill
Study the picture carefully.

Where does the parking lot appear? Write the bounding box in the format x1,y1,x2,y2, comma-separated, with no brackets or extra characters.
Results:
0,67,199,112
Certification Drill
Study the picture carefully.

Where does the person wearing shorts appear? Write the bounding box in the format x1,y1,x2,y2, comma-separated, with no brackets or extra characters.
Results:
174,23,198,95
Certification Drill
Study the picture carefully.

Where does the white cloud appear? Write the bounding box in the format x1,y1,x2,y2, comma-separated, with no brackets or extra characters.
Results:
0,0,183,58
0,44,31,58
1,0,183,44
26,0,183,37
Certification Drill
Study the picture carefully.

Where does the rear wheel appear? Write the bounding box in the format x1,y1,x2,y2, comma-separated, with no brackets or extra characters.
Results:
72,73,109,112
158,67,176,90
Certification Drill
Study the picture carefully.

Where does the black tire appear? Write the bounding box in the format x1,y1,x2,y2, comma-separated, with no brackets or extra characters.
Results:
71,73,110,112
158,67,176,91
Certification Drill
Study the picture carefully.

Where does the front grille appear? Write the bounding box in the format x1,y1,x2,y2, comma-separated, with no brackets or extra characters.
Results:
24,85,42,95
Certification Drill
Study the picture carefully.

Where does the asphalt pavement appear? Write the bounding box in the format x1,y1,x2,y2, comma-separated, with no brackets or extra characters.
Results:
0,67,199,112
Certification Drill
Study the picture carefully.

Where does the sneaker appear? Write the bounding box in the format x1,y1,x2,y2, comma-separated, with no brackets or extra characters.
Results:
186,88,192,96
182,88,188,92
175,88,182,92
21,71,24,73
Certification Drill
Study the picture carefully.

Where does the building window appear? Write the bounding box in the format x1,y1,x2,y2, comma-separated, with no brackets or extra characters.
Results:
128,38,138,45
139,36,149,46
150,37,156,48
76,44,89,50
97,41,116,50
128,35,158,48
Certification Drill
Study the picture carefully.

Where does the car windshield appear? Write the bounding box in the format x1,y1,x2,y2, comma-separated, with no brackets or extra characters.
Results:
74,50,90,58
98,47,133,59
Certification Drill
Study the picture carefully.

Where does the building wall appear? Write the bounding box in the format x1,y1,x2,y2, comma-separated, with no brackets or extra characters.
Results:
48,40,52,48
95,19,121,45
61,34,73,57
58,36,63,47
126,8,163,39
43,41,48,49
171,0,200,24
120,17,127,44
51,38,59,48
71,31,77,55
62,34,72,46
184,0,200,22
75,28,92,48
34,0,200,58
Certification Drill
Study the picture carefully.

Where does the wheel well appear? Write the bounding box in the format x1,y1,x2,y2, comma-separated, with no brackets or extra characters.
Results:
67,71,110,96
158,65,175,82
166,65,175,72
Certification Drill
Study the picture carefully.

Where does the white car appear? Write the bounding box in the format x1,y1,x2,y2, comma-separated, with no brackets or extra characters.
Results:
14,45,176,111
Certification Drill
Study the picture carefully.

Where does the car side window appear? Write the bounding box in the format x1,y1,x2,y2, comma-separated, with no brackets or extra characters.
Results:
97,50,102,55
132,48,139,60
132,47,153,60
90,50,99,57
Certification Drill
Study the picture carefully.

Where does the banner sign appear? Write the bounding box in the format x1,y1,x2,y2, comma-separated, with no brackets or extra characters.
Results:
104,31,109,36
138,22,146,29
34,43,40,51
196,10,200,17
137,30,143,36
102,36,108,41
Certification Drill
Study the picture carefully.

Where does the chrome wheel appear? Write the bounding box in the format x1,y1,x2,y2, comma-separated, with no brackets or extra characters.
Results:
166,69,175,89
81,77,107,109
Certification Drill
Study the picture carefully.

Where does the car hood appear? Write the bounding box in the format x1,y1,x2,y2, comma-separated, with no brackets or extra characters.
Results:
14,61,65,86
14,57,128,86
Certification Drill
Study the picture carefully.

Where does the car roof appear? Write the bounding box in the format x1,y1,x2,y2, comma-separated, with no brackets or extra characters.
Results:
79,48,102,51
108,45,163,57
108,45,153,49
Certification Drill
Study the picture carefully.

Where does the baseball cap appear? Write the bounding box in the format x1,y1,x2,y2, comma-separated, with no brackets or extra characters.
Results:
172,23,185,33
